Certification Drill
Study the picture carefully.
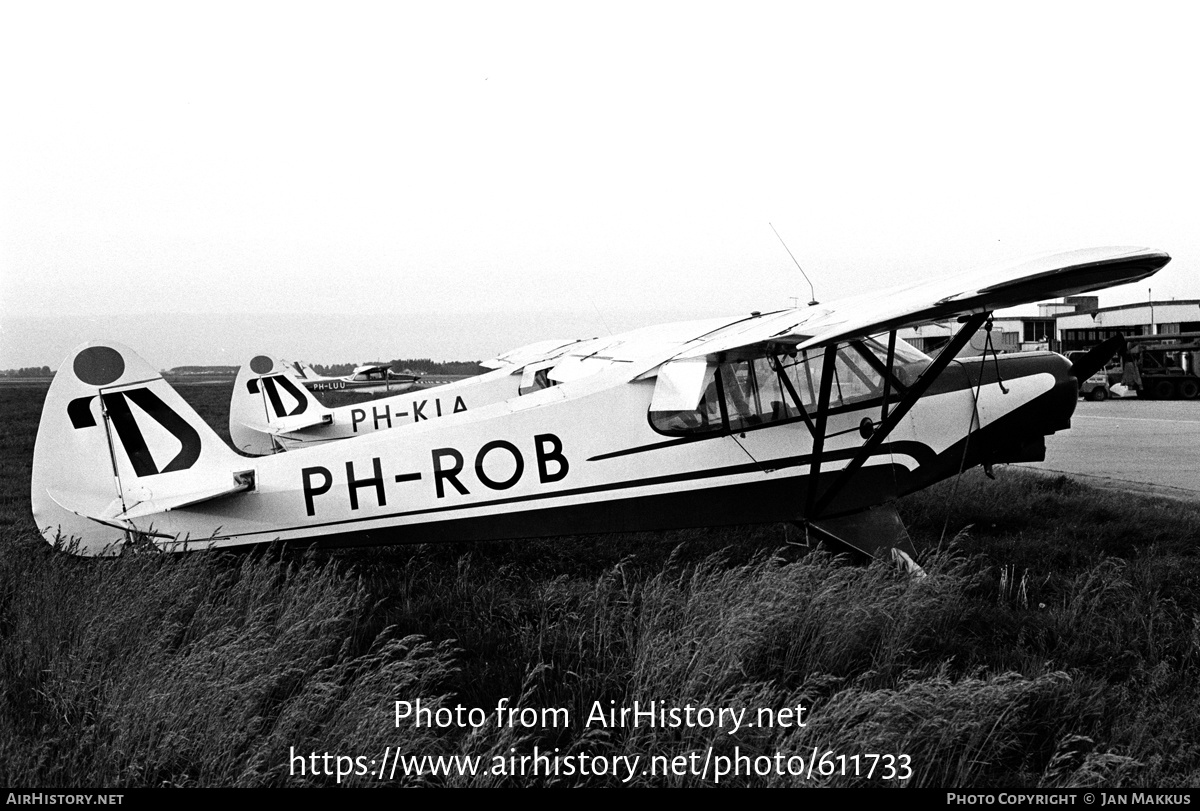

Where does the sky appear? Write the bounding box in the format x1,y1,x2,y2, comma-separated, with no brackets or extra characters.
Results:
2,1,1197,369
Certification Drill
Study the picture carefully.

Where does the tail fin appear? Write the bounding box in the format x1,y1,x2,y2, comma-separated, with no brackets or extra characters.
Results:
229,355,332,455
292,360,320,381
32,341,252,556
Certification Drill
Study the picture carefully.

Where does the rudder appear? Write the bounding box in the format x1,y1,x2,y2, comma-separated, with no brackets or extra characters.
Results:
229,355,331,455
32,341,247,556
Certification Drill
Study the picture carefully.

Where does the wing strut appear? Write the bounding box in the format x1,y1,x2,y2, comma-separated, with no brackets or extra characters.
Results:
804,344,840,516
808,312,989,519
770,355,817,436
880,331,898,422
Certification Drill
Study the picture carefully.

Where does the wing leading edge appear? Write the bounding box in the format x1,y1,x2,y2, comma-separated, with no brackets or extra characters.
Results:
794,246,1170,351
669,246,1169,361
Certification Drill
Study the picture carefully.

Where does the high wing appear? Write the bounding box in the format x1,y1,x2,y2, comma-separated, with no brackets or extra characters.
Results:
649,245,1170,562
669,246,1169,360
347,363,400,381
795,245,1169,351
481,338,591,370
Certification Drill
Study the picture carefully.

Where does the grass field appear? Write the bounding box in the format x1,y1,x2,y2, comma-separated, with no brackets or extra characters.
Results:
4,382,1200,787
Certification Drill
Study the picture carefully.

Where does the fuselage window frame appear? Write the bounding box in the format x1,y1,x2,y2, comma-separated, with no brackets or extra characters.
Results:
647,338,929,439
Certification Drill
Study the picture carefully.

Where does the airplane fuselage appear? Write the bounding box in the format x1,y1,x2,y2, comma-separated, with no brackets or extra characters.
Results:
38,348,1075,555
31,245,1170,559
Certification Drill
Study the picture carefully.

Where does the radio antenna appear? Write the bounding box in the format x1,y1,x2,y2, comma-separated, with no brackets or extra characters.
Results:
769,222,818,306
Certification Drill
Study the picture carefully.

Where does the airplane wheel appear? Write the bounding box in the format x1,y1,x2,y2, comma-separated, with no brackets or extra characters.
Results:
1179,380,1200,399
1152,380,1177,400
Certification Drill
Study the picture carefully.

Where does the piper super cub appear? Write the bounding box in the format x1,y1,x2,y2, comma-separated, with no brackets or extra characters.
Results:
227,338,588,456
31,246,1169,563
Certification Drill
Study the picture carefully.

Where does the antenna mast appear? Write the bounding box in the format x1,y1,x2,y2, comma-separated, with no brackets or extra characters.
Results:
769,222,818,306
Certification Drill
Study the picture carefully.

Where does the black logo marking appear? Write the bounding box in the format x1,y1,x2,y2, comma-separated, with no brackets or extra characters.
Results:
261,375,309,419
73,346,125,386
68,390,202,477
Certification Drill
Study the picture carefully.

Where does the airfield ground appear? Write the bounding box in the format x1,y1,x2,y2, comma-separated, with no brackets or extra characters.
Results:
3,383,1200,787
1023,399,1200,500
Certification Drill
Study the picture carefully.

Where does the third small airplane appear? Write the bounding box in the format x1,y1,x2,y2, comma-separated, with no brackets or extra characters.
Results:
285,361,422,393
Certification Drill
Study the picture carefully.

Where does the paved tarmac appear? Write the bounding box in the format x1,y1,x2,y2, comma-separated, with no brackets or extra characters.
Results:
1021,398,1200,501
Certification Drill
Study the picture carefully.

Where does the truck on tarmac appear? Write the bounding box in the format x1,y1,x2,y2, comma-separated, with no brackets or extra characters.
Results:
1073,332,1200,400
1119,333,1200,400
1067,332,1200,401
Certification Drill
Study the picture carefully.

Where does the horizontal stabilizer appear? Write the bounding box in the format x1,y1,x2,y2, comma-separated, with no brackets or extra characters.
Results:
44,489,178,540
265,412,334,435
93,469,255,521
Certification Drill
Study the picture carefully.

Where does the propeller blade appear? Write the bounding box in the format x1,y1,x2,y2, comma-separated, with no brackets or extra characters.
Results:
1069,333,1126,382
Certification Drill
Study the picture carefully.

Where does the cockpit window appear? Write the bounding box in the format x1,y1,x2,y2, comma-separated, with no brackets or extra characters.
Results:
519,368,555,396
858,336,931,388
649,338,931,437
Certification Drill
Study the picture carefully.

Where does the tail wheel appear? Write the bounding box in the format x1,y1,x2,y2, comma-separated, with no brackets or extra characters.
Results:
1179,380,1200,399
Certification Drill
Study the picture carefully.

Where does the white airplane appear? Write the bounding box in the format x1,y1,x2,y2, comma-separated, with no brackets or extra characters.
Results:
31,246,1169,565
229,340,587,455
286,360,422,393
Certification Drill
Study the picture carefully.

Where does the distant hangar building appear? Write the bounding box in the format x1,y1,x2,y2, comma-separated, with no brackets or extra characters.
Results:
1055,299,1200,353
899,296,1200,356
900,296,1089,356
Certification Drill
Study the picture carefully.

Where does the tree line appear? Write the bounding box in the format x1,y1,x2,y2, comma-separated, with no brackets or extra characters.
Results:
311,358,487,377
0,366,52,377
4,361,489,378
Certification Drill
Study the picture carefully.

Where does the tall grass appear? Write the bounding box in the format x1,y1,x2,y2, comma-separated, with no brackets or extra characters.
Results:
5,384,1200,786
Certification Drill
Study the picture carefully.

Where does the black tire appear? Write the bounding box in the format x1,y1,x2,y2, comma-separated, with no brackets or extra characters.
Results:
1179,379,1200,399
1087,387,1109,402
1152,379,1177,400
